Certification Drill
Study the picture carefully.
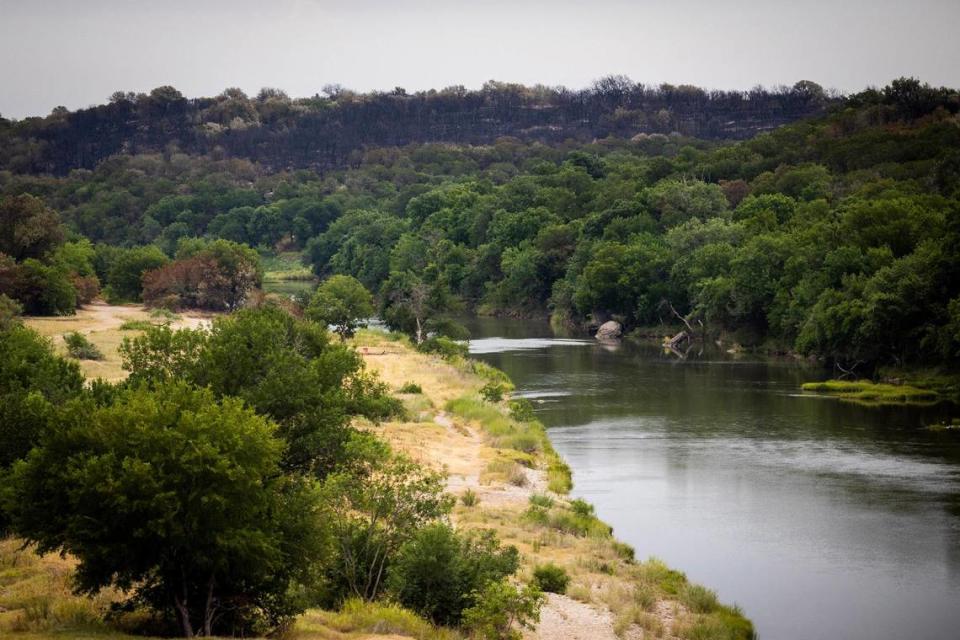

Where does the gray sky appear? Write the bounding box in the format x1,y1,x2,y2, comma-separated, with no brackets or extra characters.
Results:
2,0,958,119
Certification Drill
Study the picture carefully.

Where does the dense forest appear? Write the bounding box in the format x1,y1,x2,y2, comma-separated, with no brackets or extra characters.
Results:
2,77,959,374
0,78,832,175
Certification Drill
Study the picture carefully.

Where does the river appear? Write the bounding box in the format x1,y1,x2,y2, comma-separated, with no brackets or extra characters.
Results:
464,316,960,640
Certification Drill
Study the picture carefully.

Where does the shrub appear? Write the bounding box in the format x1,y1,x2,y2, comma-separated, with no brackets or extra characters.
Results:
0,259,76,315
480,382,506,402
418,336,468,360
399,382,423,394
0,293,23,330
63,332,103,360
532,563,570,594
529,494,554,508
570,498,595,517
611,540,636,562
508,398,535,422
546,459,573,494
461,489,479,507
388,523,519,626
462,580,544,640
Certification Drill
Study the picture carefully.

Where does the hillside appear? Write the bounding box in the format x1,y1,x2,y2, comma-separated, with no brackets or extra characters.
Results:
0,78,831,175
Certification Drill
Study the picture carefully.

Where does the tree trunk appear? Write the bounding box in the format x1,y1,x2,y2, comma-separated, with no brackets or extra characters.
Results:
173,593,194,638
202,575,216,637
415,316,423,345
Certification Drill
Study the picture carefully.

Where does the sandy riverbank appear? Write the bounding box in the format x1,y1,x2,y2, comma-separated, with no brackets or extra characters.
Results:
355,331,753,640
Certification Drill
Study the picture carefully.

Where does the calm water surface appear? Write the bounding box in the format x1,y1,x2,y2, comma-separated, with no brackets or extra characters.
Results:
465,317,960,640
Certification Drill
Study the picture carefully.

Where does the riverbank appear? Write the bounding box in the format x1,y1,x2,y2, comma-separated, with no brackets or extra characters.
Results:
6,311,752,640
355,330,754,640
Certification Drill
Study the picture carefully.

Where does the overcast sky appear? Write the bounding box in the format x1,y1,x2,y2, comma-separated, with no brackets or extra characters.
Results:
2,0,958,118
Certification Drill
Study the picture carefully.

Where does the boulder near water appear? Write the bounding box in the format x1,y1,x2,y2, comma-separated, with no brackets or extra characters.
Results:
595,320,623,341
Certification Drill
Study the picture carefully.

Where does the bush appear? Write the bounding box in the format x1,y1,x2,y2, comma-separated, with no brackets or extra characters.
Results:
0,293,23,330
532,563,570,594
0,259,76,316
63,332,103,360
418,336,468,360
529,494,554,508
461,489,479,507
480,382,506,402
399,382,423,394
508,398,535,422
570,498,595,517
611,540,636,562
461,580,544,640
388,523,520,626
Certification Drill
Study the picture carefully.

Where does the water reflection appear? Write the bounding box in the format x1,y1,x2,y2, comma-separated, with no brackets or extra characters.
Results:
464,317,960,640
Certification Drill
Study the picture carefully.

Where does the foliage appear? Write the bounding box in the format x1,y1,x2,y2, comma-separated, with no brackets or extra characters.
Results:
0,325,84,469
387,523,520,626
306,274,374,339
120,307,398,476
142,239,261,310
0,194,65,261
0,293,23,330
419,336,468,360
0,257,77,315
317,452,454,605
103,245,169,302
531,563,571,594
63,332,104,360
4,78,959,366
461,580,544,640
398,381,423,394
3,382,324,637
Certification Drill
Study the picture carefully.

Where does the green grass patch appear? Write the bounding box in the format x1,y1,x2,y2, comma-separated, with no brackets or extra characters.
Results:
801,379,939,404
118,320,157,331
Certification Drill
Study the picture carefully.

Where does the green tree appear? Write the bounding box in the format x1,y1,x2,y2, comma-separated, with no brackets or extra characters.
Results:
4,382,323,637
307,275,375,339
0,194,65,261
318,453,453,604
388,523,520,626
105,245,169,302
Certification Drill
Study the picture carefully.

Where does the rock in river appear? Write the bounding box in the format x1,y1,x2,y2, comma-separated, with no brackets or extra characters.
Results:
595,320,622,341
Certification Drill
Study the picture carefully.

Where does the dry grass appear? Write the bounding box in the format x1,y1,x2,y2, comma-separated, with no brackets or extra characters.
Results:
23,302,212,381
0,538,126,637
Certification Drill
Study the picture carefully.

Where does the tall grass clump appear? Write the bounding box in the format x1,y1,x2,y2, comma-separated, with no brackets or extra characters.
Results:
312,598,461,640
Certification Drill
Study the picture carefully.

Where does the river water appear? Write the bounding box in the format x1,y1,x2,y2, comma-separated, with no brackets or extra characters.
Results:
464,317,960,640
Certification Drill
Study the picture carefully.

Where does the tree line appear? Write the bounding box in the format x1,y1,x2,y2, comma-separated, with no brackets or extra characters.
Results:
0,77,832,175
2,78,958,373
